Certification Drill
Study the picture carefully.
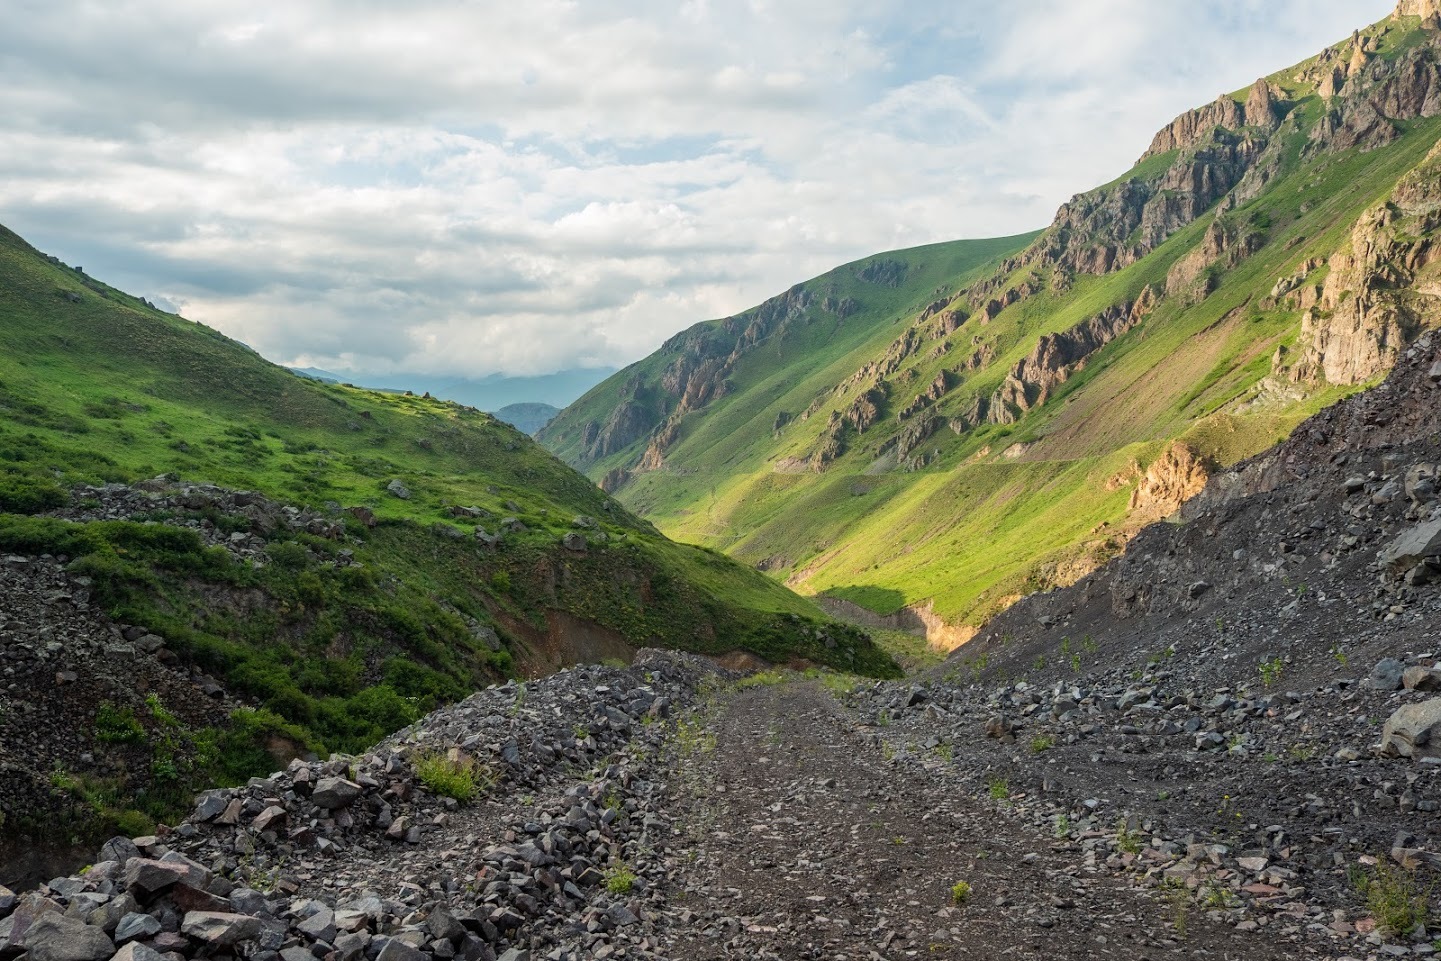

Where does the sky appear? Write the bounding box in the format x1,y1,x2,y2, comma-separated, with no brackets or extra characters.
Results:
0,0,1395,384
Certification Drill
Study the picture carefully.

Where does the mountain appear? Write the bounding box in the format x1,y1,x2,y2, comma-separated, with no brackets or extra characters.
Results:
289,366,617,411
542,3,1441,647
0,222,896,849
287,366,343,384
494,402,561,435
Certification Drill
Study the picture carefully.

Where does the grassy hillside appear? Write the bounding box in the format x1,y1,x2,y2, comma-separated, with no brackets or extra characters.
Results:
0,223,899,764
543,8,1441,642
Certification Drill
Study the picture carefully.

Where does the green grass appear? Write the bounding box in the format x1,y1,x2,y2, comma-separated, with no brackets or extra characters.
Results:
539,25,1441,636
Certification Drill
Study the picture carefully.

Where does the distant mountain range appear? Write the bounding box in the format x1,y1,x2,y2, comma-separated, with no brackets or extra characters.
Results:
493,403,561,435
288,366,615,414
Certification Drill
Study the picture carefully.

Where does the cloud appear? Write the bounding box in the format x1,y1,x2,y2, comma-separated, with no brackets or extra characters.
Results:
0,0,1395,380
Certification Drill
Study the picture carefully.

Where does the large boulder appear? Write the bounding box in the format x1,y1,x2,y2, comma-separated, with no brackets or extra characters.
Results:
21,915,114,961
180,911,262,947
1379,518,1441,571
1379,699,1441,760
311,777,363,809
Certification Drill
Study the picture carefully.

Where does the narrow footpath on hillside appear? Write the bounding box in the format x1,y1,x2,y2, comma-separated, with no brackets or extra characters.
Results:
655,681,1306,961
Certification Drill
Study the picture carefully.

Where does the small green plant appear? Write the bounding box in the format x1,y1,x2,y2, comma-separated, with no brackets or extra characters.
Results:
875,709,891,727
604,864,638,895
932,743,954,762
510,682,527,715
1359,861,1433,937
573,724,590,741
1030,734,1055,754
1259,657,1283,688
144,693,180,728
950,880,972,905
1201,882,1237,910
414,751,489,803
49,763,79,792
94,702,146,744
1330,644,1349,667
1116,819,1143,855
1161,877,1189,937
1033,654,1047,671
987,776,1010,801
1054,813,1072,837
1288,743,1315,762
1069,654,1082,673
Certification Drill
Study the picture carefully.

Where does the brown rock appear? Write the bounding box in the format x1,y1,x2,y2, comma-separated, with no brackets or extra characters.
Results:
1403,666,1441,691
1378,699,1441,759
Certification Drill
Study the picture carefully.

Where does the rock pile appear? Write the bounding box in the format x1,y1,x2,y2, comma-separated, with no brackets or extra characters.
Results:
0,652,725,961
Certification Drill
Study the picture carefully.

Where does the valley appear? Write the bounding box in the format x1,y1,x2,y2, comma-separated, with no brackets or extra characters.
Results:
541,4,1441,646
2,3,1441,961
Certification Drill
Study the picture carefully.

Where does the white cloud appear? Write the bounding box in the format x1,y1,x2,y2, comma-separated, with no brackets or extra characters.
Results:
0,0,1396,380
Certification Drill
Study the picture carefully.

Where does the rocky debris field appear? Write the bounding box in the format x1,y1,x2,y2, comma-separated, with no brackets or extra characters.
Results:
0,651,732,961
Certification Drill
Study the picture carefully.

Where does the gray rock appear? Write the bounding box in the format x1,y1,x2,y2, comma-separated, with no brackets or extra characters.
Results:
1380,518,1441,572
180,911,262,947
1379,699,1441,760
98,837,140,867
0,884,14,918
296,905,336,942
122,859,184,899
311,777,363,809
376,938,427,961
497,950,531,961
1367,658,1406,692
110,943,167,961
113,912,161,943
386,480,412,500
22,914,114,961
192,794,229,822
561,532,587,552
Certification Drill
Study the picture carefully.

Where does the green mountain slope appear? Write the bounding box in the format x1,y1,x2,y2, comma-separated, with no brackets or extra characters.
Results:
542,3,1441,645
0,224,898,752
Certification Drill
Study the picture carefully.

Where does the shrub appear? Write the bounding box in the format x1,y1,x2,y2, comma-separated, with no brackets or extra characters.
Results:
414,751,488,803
950,880,972,905
0,475,66,514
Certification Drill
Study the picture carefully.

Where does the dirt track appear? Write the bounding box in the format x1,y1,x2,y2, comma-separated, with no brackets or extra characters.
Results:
656,682,1311,960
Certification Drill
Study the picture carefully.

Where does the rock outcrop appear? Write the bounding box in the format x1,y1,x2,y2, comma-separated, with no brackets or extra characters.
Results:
946,295,1156,430
1287,141,1441,384
1127,443,1212,524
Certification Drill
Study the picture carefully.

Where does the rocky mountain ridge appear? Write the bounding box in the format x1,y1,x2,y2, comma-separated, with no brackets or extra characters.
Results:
540,4,1441,643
